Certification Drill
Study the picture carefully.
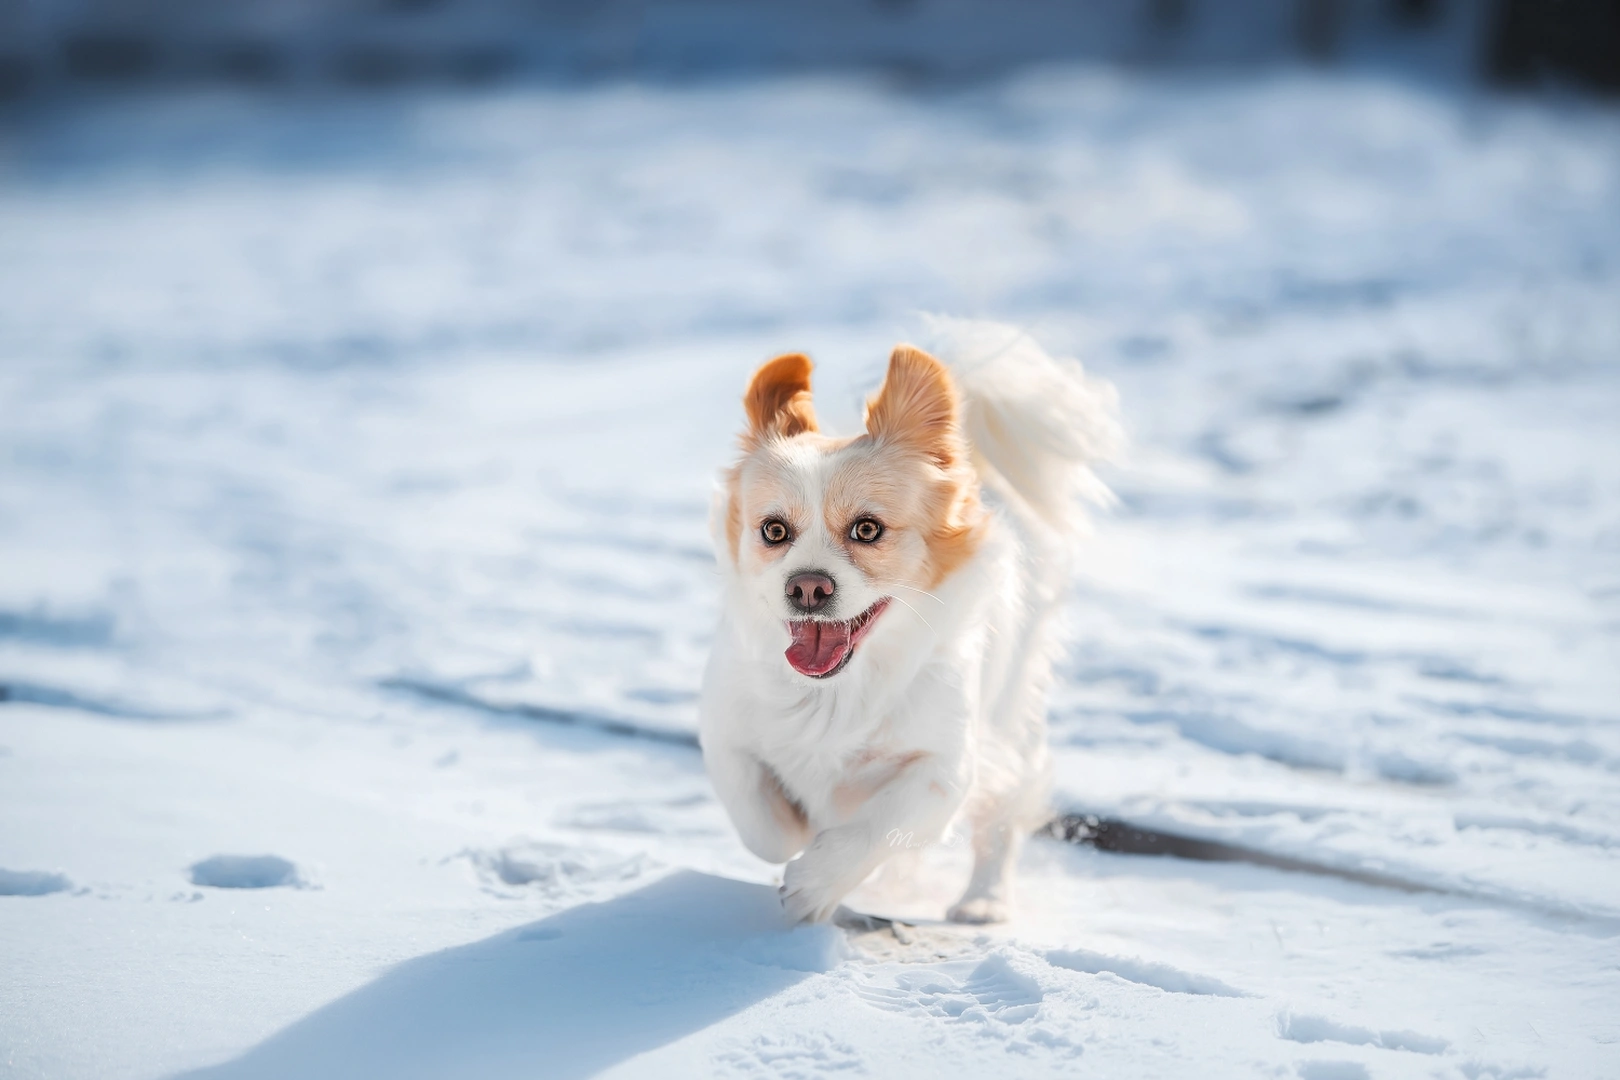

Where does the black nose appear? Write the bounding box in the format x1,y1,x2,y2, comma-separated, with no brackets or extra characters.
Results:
786,572,835,613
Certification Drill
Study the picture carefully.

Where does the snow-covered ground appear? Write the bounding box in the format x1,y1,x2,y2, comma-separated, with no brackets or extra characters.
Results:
2,70,1618,1079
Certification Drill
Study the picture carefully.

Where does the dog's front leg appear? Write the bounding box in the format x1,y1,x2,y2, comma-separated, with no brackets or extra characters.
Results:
704,742,813,864
780,751,967,923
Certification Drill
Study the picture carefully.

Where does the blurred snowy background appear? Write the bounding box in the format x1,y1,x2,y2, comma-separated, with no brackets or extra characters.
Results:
2,2,1619,1078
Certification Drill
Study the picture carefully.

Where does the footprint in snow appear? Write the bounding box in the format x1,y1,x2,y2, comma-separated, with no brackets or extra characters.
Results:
455,840,644,896
1277,1012,1448,1055
1297,1063,1369,1080
851,954,1085,1058
713,1030,863,1076
189,854,303,889
1046,946,1248,997
854,954,1044,1024
0,868,73,896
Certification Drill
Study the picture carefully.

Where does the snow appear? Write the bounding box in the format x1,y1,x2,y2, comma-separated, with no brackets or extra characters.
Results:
1,69,1618,1079
179,872,845,1080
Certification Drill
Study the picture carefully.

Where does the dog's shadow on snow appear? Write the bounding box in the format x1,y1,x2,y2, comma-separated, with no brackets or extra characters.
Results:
175,871,836,1080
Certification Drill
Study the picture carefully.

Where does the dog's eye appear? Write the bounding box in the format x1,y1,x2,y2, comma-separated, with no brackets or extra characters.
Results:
849,518,884,544
760,519,791,546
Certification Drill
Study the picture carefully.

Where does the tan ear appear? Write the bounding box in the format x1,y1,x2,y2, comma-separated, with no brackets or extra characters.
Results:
864,345,961,467
743,353,818,444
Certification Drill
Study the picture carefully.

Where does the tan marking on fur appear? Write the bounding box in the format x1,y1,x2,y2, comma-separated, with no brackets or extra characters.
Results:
832,751,925,820
920,476,987,588
864,345,959,468
743,353,818,446
831,783,864,820
721,463,743,566
761,763,810,844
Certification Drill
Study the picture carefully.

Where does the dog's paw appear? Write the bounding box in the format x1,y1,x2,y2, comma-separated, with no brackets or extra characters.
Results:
779,850,848,924
947,895,1010,925
780,871,842,925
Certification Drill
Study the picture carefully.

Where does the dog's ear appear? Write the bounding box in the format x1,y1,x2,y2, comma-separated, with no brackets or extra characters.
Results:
865,345,961,468
743,353,818,445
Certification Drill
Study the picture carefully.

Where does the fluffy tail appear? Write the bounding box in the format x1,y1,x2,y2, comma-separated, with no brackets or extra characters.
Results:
926,318,1122,538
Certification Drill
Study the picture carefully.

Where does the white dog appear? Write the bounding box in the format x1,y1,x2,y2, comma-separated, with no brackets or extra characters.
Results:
700,320,1120,924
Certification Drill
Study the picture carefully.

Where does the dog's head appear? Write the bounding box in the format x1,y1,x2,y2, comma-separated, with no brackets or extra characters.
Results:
715,346,986,679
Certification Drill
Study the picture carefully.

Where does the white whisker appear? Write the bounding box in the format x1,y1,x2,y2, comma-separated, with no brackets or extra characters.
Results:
872,581,946,606
881,592,935,634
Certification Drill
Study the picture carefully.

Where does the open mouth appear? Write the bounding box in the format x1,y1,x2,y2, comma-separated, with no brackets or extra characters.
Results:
784,598,891,679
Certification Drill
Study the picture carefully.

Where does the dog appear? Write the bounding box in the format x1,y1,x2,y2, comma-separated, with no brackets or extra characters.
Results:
700,319,1120,924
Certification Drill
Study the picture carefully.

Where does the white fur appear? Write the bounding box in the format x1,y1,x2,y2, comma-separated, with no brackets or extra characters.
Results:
700,320,1120,924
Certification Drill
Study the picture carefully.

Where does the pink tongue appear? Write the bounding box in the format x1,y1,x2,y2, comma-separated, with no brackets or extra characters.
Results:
785,620,853,677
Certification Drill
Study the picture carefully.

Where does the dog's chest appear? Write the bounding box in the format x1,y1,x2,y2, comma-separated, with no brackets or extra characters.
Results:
770,740,918,826
750,689,920,824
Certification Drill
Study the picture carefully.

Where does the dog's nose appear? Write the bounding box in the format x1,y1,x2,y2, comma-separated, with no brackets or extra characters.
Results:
786,572,836,613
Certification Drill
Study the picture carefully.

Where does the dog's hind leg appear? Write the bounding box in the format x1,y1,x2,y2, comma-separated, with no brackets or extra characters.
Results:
947,810,1024,925
947,743,1051,924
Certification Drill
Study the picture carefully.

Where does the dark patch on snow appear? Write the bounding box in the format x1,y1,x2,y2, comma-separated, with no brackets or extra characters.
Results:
1243,582,1468,620
1115,333,1173,364
1042,814,1442,896
1453,730,1608,766
1114,490,1275,521
1389,942,1488,961
1185,621,1369,666
1414,659,1507,686
382,677,701,750
0,681,219,722
624,686,698,706
1118,706,1347,773
821,168,915,207
1413,697,1600,728
553,619,664,644
0,868,73,896
190,855,302,889
0,607,115,648
1280,393,1347,416
1276,275,1399,313
1194,431,1254,475
1369,749,1457,786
